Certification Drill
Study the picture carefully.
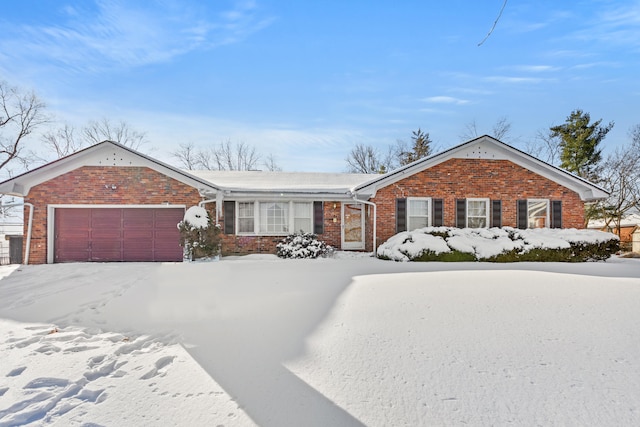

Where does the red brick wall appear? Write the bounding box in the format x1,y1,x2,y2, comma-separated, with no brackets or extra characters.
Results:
24,166,202,264
370,158,585,248
217,200,345,255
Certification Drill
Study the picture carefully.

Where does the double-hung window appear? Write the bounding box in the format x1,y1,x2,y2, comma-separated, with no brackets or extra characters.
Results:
236,201,314,235
260,202,289,233
527,199,549,228
466,198,489,228
407,198,430,230
293,202,313,233
517,199,555,229
237,202,255,233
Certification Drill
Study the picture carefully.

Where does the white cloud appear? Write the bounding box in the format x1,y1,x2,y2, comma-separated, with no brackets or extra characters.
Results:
422,96,470,105
512,65,561,73
569,2,640,49
0,0,274,73
484,76,552,84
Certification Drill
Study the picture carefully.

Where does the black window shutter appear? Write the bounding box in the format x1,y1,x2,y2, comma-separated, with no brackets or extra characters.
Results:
432,199,444,227
313,201,324,234
551,200,562,229
456,199,466,228
517,200,528,229
491,200,502,228
224,201,235,234
396,198,407,232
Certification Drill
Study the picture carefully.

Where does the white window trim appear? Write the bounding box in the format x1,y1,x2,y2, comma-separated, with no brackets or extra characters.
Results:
527,199,550,229
466,198,490,228
237,201,256,234
407,197,431,231
236,201,314,236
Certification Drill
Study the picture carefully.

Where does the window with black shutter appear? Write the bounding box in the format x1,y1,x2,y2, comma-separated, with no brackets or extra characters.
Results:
491,200,502,228
223,201,235,234
516,200,528,229
551,200,562,228
313,201,324,234
396,198,407,232
432,199,444,227
456,199,466,228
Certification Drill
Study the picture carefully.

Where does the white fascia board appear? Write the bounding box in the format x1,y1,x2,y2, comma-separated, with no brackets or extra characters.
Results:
221,190,355,201
353,136,608,201
0,141,220,197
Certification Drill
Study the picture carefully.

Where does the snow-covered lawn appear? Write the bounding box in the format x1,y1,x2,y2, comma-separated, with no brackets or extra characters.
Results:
1,255,640,426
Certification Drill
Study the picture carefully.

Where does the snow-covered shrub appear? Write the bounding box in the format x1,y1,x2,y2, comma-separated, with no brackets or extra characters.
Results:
276,232,333,259
377,227,619,262
178,206,222,261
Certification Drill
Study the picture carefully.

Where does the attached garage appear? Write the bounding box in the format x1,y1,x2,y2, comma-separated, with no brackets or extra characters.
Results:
52,207,185,263
53,207,184,262
53,207,185,262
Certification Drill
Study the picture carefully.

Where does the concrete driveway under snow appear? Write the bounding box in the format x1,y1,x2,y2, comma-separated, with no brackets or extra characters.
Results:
1,255,640,426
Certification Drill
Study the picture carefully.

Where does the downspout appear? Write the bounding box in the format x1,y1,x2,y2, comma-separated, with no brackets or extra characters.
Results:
0,202,34,265
198,198,219,224
24,203,33,265
198,189,224,225
352,195,377,255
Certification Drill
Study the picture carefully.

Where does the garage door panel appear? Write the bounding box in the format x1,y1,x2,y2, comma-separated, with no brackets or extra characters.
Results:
91,229,122,239
123,229,154,240
123,209,154,228
155,209,186,227
55,207,184,263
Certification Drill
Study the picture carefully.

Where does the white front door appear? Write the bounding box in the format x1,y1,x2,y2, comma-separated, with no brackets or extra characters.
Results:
342,203,365,250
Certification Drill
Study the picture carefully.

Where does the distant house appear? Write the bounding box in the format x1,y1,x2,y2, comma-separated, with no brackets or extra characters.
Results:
0,135,608,264
0,222,24,265
588,213,640,251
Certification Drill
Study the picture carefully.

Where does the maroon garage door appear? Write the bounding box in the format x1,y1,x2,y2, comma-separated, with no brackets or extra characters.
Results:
54,208,184,262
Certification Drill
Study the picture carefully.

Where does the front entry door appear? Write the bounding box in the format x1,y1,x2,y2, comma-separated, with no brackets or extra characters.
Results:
342,203,365,250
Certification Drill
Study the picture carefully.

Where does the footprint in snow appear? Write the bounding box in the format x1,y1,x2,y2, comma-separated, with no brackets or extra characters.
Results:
140,356,175,380
6,366,27,377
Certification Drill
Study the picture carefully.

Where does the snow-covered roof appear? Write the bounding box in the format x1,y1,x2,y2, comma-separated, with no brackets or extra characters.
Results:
189,170,373,193
588,213,640,229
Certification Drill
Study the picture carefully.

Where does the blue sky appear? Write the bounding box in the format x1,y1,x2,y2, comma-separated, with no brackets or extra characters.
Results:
1,0,639,172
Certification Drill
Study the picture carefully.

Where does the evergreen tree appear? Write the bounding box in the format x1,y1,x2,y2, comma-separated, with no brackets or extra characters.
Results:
550,109,613,180
400,128,432,165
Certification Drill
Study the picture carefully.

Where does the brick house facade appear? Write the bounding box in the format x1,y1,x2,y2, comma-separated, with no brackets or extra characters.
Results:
0,136,608,264
367,158,585,251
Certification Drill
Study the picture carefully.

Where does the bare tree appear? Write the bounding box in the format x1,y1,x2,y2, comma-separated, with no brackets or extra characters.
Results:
0,81,47,173
460,117,513,142
492,116,512,141
171,142,200,170
171,140,279,171
346,144,387,174
523,128,562,165
41,118,149,160
263,153,282,172
459,119,480,141
213,140,260,171
40,124,83,158
83,118,148,150
591,132,640,235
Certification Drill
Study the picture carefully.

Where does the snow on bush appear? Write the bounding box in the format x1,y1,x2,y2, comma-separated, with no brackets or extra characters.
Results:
377,227,619,262
378,231,451,261
178,206,221,260
183,206,209,229
276,232,333,259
